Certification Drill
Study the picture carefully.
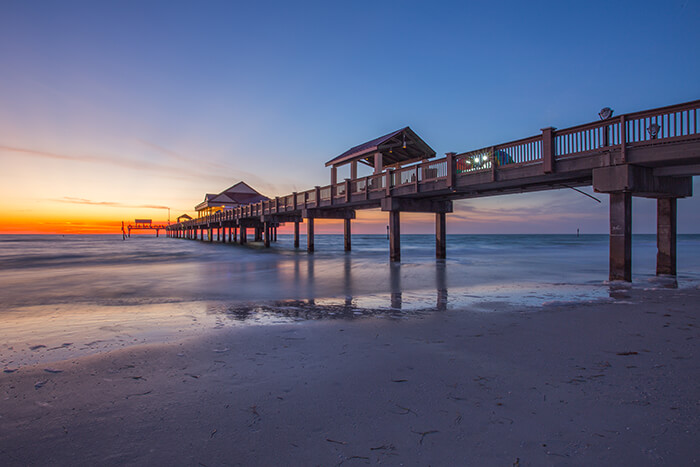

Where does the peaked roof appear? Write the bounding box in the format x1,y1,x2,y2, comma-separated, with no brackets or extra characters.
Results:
195,181,269,211
325,127,436,168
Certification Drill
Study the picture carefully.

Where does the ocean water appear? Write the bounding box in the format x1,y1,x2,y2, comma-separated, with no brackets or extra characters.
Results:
2,234,699,365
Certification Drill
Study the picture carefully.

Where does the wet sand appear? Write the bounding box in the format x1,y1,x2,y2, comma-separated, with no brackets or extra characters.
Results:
1,288,699,466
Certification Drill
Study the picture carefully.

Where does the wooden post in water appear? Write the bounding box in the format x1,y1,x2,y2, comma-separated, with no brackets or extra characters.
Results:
307,218,315,252
344,218,351,251
264,222,271,248
436,212,446,259
294,221,300,248
657,198,677,276
609,192,632,281
389,210,400,262
241,227,247,244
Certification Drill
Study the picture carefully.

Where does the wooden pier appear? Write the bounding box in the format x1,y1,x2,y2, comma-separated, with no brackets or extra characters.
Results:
123,220,168,238
166,99,700,282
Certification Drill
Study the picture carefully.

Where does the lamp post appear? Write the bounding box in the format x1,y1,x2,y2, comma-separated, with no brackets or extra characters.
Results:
599,107,614,147
648,123,661,139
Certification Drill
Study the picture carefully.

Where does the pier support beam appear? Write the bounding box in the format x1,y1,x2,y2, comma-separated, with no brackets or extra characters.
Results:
208,228,213,242
307,218,314,253
594,165,692,282
264,223,271,248
389,210,401,262
344,218,351,251
609,192,632,282
436,212,446,259
657,198,677,276
240,227,247,244
294,221,300,248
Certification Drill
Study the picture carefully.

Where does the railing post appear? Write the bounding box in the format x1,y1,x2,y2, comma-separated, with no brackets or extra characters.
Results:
541,127,555,174
385,169,392,196
292,192,297,210
314,186,320,207
446,152,456,189
275,197,279,213
345,178,351,203
490,146,497,182
620,115,627,163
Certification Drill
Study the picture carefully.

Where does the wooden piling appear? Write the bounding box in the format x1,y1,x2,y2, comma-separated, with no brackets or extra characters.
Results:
436,212,446,259
609,192,632,281
344,218,351,251
307,218,314,252
389,211,400,262
657,198,677,276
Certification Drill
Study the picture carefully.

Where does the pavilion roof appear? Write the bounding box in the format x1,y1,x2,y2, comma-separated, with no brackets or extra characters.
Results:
325,127,436,169
195,181,269,211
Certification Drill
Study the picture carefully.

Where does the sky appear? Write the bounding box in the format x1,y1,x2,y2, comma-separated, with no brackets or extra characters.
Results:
1,0,699,234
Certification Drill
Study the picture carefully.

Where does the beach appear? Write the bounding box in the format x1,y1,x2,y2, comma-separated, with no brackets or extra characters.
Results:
2,286,699,466
1,234,699,465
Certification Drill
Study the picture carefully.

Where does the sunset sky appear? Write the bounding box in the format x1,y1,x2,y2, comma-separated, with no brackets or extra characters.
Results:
1,0,699,234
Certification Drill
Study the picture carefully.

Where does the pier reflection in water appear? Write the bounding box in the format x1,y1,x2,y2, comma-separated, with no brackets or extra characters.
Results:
203,252,453,323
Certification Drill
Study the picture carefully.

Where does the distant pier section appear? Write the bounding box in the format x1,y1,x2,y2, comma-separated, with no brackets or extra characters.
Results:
122,219,168,238
166,99,700,282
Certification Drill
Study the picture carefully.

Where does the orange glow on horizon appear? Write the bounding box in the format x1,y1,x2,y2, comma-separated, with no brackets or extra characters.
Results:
1,210,436,235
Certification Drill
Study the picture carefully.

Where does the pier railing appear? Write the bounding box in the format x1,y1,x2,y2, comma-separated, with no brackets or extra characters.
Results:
173,99,699,230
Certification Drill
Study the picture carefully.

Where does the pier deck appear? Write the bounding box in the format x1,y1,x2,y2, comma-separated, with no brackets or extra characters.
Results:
166,99,700,281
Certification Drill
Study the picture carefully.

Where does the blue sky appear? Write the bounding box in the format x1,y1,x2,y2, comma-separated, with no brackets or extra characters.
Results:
1,0,698,233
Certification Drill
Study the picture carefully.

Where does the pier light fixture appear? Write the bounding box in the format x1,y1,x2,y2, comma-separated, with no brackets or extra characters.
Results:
647,123,661,139
598,107,614,120
402,134,407,149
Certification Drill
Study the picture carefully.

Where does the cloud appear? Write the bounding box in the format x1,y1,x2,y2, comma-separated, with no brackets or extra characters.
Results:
0,144,267,188
450,192,606,224
52,197,170,210
134,139,231,172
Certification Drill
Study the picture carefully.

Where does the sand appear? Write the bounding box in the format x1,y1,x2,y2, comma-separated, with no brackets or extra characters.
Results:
1,287,699,466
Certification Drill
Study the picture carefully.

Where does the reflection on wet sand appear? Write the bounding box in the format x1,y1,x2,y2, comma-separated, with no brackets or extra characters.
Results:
436,260,448,310
608,274,678,300
208,255,453,323
390,262,401,309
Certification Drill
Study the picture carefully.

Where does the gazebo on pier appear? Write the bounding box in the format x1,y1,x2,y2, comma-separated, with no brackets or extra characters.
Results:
194,182,269,217
324,126,436,185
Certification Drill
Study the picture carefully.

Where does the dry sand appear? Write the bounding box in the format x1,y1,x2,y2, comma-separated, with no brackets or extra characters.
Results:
1,287,699,466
